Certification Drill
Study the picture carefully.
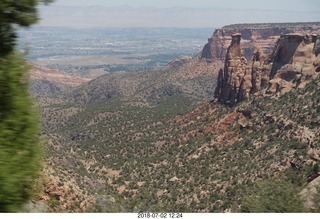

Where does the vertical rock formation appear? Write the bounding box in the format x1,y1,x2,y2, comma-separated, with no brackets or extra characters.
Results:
201,23,320,62
249,48,266,93
201,29,224,61
214,32,320,106
214,33,249,105
312,34,320,56
214,69,224,98
312,34,320,72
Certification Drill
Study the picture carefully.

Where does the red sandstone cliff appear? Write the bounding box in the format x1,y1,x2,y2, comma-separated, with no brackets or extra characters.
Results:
201,23,320,62
214,32,320,106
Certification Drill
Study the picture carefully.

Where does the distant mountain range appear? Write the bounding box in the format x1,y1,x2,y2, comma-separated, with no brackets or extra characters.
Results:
38,5,320,28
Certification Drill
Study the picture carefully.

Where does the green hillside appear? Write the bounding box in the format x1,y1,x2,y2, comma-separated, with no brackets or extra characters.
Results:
40,73,320,212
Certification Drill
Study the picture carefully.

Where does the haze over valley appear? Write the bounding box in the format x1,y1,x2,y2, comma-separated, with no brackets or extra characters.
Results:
18,27,212,77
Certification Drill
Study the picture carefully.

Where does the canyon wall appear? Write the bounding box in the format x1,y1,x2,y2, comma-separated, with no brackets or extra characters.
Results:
201,23,320,62
214,32,320,106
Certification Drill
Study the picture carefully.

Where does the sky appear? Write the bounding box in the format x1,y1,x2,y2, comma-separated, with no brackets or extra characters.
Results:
38,0,320,28
52,0,319,11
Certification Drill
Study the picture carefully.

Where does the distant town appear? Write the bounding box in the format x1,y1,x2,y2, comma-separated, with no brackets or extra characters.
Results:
18,26,212,77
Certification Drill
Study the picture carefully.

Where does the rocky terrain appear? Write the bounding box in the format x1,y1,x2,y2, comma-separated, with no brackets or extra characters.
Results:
30,65,90,98
201,22,320,62
29,22,320,212
214,32,320,106
64,57,221,105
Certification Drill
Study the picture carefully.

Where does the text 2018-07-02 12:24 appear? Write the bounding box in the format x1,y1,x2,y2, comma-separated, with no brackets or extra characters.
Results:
137,213,183,218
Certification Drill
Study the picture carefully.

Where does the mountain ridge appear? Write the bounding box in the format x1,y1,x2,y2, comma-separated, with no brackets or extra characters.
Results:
29,64,91,99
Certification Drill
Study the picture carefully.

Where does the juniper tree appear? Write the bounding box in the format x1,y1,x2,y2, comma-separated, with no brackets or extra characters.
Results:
0,0,53,212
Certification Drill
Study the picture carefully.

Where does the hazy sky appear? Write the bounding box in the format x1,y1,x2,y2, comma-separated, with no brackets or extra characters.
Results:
52,0,319,11
38,0,320,27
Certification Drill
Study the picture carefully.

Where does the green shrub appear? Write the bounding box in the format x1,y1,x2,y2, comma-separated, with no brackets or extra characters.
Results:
0,52,43,212
241,179,306,212
0,0,53,212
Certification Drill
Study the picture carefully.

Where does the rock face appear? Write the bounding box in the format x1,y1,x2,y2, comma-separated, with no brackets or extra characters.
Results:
201,29,224,62
249,47,267,93
214,33,248,105
266,33,319,95
201,23,320,62
215,32,320,106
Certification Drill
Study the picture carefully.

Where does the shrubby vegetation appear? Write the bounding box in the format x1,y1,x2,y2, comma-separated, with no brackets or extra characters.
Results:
0,0,53,212
0,52,43,212
41,76,320,212
241,179,306,212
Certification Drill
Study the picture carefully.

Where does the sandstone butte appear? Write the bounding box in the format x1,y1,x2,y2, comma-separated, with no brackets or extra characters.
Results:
175,23,320,82
214,32,320,106
201,22,320,62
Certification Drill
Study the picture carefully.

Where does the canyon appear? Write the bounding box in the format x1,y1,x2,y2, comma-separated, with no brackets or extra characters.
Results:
27,22,320,212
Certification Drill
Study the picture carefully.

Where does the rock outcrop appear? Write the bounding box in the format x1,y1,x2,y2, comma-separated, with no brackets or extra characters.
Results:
201,29,224,62
214,33,248,105
201,23,320,62
166,56,192,69
30,65,91,98
266,33,319,95
249,47,267,93
215,32,320,106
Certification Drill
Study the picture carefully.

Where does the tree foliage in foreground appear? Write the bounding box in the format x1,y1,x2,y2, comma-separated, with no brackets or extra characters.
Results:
0,0,54,56
241,179,306,213
0,0,53,212
0,52,42,212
